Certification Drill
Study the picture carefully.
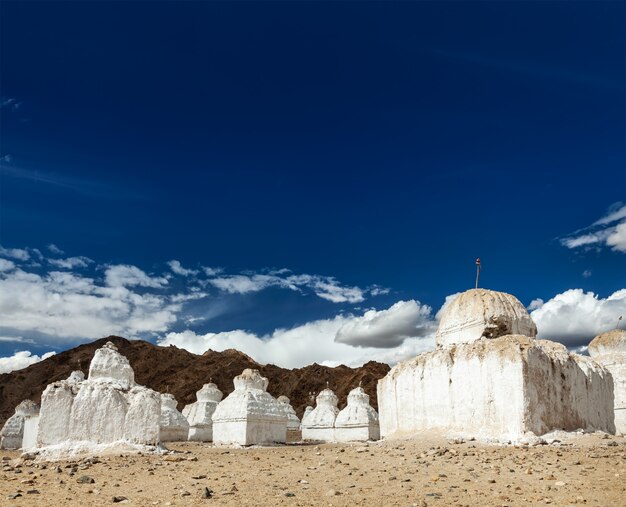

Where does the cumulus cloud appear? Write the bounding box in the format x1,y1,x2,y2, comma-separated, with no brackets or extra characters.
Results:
167,260,198,277
104,264,168,288
0,350,56,374
530,289,626,347
334,300,435,348
561,203,626,253
206,272,380,304
0,245,30,261
47,244,64,255
158,302,437,368
48,256,93,269
0,259,16,272
0,267,180,342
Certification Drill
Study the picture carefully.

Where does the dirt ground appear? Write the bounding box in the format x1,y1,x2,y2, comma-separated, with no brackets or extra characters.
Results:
1,433,624,507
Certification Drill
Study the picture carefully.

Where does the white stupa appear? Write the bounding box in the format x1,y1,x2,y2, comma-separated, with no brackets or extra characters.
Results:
277,395,300,435
589,329,626,435
159,394,190,442
184,382,223,441
212,369,287,446
378,288,616,442
0,400,39,449
37,342,161,449
335,385,380,442
301,387,339,442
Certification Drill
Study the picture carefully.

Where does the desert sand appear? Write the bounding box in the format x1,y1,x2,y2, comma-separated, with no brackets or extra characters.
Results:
1,432,624,506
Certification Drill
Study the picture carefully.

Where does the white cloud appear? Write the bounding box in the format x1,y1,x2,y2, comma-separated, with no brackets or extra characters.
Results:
0,245,30,261
104,264,168,288
202,266,223,276
582,270,592,278
561,203,626,253
167,260,198,277
0,335,35,344
206,272,376,304
47,244,64,255
0,259,16,272
606,222,626,252
159,317,436,369
158,300,437,368
0,350,56,374
530,289,626,347
0,267,179,342
48,256,93,269
335,300,434,348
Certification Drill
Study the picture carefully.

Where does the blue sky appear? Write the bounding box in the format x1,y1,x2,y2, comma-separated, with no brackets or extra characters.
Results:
0,1,625,371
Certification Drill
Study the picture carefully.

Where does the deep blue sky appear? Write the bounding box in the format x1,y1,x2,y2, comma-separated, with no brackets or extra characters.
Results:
0,1,625,363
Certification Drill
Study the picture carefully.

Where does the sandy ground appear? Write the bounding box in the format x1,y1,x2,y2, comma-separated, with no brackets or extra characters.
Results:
1,433,625,506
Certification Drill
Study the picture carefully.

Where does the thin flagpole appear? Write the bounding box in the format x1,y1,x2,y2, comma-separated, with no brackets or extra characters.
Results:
475,258,481,289
618,316,623,330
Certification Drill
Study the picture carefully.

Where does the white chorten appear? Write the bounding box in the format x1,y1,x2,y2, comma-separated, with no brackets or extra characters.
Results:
378,289,616,442
436,289,537,347
335,386,380,442
277,395,300,433
184,383,223,441
0,400,39,450
212,369,287,446
301,388,339,442
589,329,626,435
37,342,161,448
159,394,189,442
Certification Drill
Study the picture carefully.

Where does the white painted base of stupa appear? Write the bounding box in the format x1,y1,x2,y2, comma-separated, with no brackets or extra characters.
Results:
212,418,287,446
335,424,380,442
188,426,212,442
301,426,335,442
21,415,39,450
378,335,615,442
160,427,189,442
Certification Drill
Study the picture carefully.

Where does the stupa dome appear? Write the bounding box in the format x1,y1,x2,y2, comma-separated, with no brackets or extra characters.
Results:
233,369,269,391
195,383,223,403
589,329,626,357
436,289,537,348
277,395,300,431
335,386,379,442
88,342,135,389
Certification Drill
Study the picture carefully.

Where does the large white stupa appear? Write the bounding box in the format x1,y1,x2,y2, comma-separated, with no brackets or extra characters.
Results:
301,387,339,442
589,329,626,435
0,400,39,450
159,394,189,442
37,342,161,449
184,382,223,441
378,288,616,442
212,369,287,446
335,386,380,442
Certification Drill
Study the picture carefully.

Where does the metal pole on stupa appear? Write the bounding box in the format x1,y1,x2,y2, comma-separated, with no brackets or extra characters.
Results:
475,258,481,289
618,315,623,330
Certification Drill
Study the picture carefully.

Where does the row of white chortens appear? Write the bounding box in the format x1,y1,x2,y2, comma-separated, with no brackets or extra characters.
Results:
1,288,625,453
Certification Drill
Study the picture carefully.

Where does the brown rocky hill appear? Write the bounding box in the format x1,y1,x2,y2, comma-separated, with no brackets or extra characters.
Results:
0,336,390,428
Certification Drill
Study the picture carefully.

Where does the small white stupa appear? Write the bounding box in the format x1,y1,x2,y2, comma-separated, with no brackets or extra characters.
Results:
378,288,616,442
335,385,380,442
277,395,300,435
589,329,626,435
159,394,189,442
212,369,287,446
301,386,339,442
184,382,223,441
37,342,161,449
0,400,39,449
